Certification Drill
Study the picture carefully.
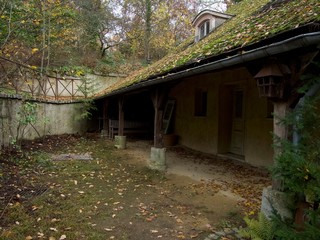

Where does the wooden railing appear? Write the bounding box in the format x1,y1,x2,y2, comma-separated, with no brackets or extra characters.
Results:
0,57,86,100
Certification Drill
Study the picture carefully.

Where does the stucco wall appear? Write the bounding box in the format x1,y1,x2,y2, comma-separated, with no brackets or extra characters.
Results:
169,67,274,167
244,72,274,166
0,98,87,147
170,73,219,154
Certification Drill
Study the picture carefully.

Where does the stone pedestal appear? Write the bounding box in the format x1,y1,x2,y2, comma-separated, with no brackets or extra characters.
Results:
261,186,295,221
114,135,126,149
100,129,108,138
149,147,166,171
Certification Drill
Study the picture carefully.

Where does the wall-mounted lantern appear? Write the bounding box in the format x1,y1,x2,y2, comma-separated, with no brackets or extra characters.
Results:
254,61,291,99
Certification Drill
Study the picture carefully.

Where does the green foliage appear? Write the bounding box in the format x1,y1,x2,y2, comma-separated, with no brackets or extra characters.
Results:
17,101,38,126
50,65,90,77
272,92,320,203
270,61,320,238
79,99,97,120
269,209,320,240
240,213,276,240
12,101,40,147
76,76,97,120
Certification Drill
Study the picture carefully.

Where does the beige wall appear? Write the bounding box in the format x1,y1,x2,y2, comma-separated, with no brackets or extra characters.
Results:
169,67,274,167
0,98,87,147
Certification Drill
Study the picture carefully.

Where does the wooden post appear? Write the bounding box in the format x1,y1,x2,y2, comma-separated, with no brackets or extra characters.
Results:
273,101,289,190
118,96,124,136
55,73,58,100
151,88,167,148
102,98,109,132
273,102,289,149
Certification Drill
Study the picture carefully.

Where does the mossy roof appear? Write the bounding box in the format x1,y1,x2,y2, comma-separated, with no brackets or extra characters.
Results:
98,0,320,97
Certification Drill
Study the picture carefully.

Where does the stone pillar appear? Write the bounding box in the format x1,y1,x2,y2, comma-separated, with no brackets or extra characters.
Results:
114,135,126,149
261,186,295,221
149,147,166,171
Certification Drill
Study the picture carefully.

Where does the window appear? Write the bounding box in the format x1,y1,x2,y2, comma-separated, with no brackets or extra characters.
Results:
199,20,210,39
194,89,207,116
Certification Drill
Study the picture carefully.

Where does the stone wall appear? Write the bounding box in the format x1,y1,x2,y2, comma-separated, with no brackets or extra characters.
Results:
0,97,87,148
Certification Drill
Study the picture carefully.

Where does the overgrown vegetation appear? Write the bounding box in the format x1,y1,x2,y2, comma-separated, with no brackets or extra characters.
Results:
240,213,276,240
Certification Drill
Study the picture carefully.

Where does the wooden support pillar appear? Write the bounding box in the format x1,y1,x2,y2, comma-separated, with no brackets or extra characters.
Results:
102,98,109,131
273,101,289,190
151,88,167,148
273,102,289,151
118,96,124,136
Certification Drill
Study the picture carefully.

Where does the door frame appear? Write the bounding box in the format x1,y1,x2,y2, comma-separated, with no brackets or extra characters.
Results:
218,82,247,158
229,87,246,156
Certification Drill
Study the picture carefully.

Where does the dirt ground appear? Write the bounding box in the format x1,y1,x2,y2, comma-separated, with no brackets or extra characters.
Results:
0,135,271,239
125,139,271,222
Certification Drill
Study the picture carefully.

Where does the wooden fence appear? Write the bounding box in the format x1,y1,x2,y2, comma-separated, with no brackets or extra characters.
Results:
0,58,87,100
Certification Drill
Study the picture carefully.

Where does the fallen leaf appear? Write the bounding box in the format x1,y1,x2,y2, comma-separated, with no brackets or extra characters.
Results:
37,232,44,238
59,235,67,240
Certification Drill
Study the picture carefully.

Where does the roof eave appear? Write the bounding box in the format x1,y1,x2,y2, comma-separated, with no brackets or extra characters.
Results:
98,32,320,99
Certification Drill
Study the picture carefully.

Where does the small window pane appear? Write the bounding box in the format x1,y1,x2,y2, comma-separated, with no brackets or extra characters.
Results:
199,20,210,39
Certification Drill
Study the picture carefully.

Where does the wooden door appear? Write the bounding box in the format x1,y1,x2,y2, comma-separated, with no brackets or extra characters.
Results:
230,89,245,155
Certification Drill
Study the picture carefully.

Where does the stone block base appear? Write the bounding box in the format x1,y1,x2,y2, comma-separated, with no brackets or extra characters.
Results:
149,147,166,171
114,135,126,149
100,129,108,138
261,186,295,221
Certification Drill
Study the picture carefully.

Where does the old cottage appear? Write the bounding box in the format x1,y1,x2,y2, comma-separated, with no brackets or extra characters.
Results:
94,0,320,169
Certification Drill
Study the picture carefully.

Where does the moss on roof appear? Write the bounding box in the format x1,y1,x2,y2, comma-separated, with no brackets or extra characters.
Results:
100,0,320,96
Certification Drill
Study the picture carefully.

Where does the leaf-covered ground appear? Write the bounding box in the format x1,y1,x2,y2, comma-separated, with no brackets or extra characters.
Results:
0,135,270,239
